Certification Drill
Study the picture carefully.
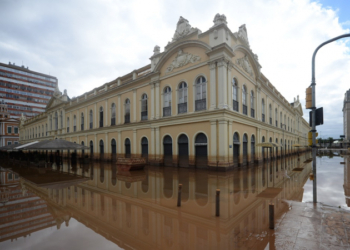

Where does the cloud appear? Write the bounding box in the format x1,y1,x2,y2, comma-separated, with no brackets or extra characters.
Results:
0,0,349,138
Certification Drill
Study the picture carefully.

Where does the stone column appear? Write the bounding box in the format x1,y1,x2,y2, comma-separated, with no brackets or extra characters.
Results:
218,119,229,169
155,82,160,119
209,120,217,168
133,89,137,122
155,127,160,162
227,63,233,110
209,61,217,110
217,58,228,109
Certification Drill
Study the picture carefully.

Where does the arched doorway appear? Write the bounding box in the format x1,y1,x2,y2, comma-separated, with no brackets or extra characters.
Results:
125,138,131,158
251,135,255,163
90,141,93,158
233,132,240,166
195,133,208,168
99,140,104,160
242,134,248,165
141,137,148,160
269,137,273,159
163,135,173,166
178,134,189,167
111,139,116,161
275,138,279,157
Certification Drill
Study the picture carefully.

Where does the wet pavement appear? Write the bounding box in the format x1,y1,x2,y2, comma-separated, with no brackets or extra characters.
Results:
1,151,350,249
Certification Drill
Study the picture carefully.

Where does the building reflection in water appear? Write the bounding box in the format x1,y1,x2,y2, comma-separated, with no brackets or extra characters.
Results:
0,152,312,249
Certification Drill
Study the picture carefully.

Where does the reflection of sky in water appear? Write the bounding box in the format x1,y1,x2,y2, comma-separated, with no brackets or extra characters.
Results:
302,155,348,209
0,218,121,250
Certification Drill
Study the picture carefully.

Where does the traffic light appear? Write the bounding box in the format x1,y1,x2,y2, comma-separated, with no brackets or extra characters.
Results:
308,131,319,146
305,87,312,109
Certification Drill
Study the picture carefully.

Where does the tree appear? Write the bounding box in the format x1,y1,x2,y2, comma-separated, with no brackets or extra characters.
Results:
328,137,334,148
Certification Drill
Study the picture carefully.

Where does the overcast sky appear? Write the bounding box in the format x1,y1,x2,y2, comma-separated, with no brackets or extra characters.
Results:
0,0,349,139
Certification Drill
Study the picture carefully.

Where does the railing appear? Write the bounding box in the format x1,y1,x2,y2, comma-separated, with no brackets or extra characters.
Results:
178,103,187,114
111,118,116,125
232,100,238,112
99,121,103,128
90,123,93,129
141,111,148,120
251,108,255,118
262,114,265,122
125,114,130,123
73,126,76,132
81,124,84,131
163,107,171,117
243,105,247,115
195,99,206,111
269,117,272,125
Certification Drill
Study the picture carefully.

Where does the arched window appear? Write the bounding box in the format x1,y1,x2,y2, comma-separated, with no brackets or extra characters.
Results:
269,104,272,125
250,90,255,118
73,115,76,132
141,137,148,158
243,134,248,165
55,112,58,130
242,85,247,115
67,117,70,133
288,117,290,131
99,140,104,157
261,99,265,122
60,111,63,128
284,115,286,129
280,112,283,128
275,108,278,127
233,132,240,166
81,112,84,131
141,94,148,120
90,140,94,158
111,139,117,161
42,125,44,137
178,82,187,114
125,99,130,123
125,138,131,158
99,107,103,127
163,87,171,117
89,110,93,129
111,103,116,125
232,78,238,111
195,76,206,111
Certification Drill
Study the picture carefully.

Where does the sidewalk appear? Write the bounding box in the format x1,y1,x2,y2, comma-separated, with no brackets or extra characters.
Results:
273,201,350,249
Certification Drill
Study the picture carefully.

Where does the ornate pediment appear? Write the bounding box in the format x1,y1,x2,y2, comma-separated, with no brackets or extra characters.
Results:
171,16,198,42
236,55,254,77
165,49,201,73
237,24,249,46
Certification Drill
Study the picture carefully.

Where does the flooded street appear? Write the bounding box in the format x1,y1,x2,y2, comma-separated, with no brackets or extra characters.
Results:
1,152,350,249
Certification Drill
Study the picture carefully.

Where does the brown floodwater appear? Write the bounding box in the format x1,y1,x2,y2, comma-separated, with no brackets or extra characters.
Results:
0,151,348,249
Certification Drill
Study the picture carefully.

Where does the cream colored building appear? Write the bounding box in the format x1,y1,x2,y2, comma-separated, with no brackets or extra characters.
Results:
19,14,310,170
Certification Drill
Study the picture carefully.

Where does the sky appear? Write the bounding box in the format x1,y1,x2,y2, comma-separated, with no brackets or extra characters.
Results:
0,0,349,139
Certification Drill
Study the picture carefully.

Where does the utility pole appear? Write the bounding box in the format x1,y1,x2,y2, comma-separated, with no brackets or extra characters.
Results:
310,33,350,203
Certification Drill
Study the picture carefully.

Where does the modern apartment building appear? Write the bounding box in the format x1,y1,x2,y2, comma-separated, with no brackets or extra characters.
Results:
0,62,57,118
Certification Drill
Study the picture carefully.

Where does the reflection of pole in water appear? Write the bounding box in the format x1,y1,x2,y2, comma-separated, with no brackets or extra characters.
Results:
344,156,350,206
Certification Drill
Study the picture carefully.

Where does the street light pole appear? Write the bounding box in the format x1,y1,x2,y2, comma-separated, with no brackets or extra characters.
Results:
311,33,350,203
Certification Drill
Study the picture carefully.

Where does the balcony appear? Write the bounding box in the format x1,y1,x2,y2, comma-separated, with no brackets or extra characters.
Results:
251,108,255,118
141,111,148,121
232,100,238,112
178,103,187,114
243,105,247,115
125,114,130,123
163,107,171,117
262,114,265,122
195,99,206,111
111,118,116,125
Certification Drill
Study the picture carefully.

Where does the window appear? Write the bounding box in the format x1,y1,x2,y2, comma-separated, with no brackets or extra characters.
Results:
232,78,238,111
67,117,70,133
89,110,93,129
73,115,77,132
269,104,272,125
250,90,255,118
60,111,63,128
242,85,247,115
261,99,265,122
195,76,206,111
163,86,171,117
99,107,103,127
141,94,148,120
280,112,283,128
46,124,48,136
125,99,130,123
111,103,116,125
7,126,12,133
7,141,11,145
14,127,18,134
42,125,44,136
178,82,187,114
81,112,84,131
55,112,58,130
275,108,278,127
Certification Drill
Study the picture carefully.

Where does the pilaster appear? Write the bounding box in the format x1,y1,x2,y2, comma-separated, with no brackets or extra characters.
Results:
217,58,228,109
209,61,217,110
155,82,160,119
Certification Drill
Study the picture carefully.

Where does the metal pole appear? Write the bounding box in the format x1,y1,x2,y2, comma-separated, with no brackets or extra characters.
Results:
311,33,350,203
177,184,182,207
216,189,220,217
